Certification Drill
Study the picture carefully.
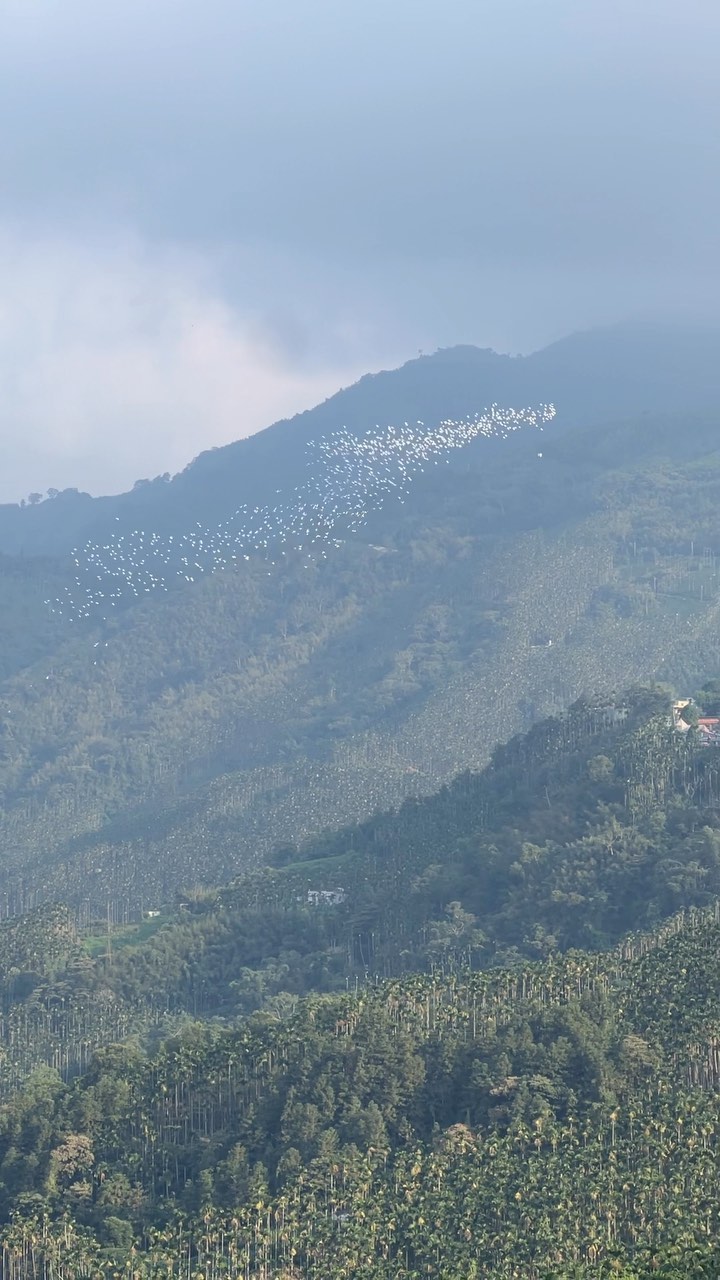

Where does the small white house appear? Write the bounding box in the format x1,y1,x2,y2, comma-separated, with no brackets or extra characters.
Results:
307,888,346,907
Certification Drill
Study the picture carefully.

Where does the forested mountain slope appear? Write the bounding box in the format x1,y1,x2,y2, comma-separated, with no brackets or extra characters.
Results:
3,393,720,912
2,687,720,1100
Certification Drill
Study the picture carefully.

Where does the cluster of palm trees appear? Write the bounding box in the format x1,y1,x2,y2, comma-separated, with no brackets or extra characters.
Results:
3,905,720,1274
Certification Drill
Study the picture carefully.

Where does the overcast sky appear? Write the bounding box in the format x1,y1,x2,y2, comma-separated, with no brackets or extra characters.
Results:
1,0,718,501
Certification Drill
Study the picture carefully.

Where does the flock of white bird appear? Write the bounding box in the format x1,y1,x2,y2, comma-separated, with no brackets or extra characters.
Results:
48,403,556,623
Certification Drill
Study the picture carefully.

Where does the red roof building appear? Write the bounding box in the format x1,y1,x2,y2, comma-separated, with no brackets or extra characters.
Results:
697,718,720,745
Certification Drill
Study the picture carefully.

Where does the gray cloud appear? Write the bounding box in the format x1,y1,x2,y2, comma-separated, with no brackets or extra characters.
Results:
0,227,379,501
1,0,718,498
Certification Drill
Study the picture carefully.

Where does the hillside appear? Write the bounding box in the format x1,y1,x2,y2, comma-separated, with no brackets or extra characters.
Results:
1,686,719,1097
3,391,720,914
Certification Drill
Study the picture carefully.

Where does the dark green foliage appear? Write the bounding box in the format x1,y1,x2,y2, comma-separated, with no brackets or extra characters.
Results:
5,691,720,1100
5,907,720,1274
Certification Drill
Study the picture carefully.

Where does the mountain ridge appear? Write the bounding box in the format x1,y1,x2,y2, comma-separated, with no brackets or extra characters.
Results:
2,320,720,557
